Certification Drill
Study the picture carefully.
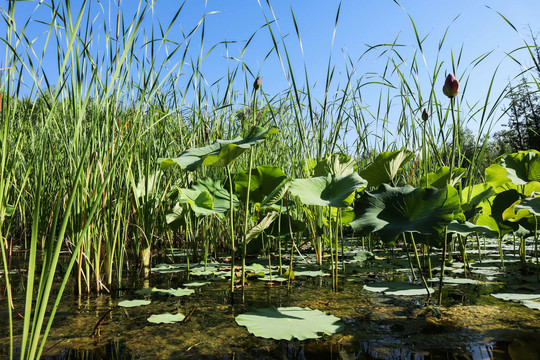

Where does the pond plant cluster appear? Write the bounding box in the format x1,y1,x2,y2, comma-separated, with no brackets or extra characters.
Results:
1,1,540,359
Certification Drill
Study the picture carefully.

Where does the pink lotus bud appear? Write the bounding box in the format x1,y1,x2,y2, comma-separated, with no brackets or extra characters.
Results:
421,108,429,121
253,76,261,91
443,73,459,98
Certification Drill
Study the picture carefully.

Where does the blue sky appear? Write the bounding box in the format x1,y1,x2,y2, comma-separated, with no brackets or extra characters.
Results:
4,0,540,138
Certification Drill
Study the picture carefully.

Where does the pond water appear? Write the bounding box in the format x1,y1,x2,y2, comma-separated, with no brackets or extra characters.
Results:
1,244,540,359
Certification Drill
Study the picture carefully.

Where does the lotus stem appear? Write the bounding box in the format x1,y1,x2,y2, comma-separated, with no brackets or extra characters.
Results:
226,164,235,294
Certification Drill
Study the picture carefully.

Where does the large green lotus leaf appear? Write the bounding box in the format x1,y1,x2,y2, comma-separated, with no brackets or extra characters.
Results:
487,150,540,187
359,148,414,188
235,307,344,340
159,127,277,171
147,312,186,324
486,163,512,188
493,181,540,197
192,177,239,215
447,220,498,238
289,173,367,207
363,282,434,296
313,153,357,176
502,200,534,222
460,183,495,218
515,197,540,216
179,188,214,216
500,150,540,185
473,214,500,237
235,166,287,203
350,184,460,239
490,189,520,234
118,299,151,308
260,178,291,207
419,167,466,188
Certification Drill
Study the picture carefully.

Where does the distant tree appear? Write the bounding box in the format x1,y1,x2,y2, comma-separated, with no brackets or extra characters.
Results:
494,32,540,152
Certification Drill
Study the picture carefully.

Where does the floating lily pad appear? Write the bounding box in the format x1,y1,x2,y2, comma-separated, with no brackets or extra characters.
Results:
363,282,433,296
427,277,479,285
235,307,344,340
258,276,288,282
491,292,540,302
293,269,327,277
147,312,186,324
118,299,151,308
135,287,194,297
183,281,210,287
151,263,188,273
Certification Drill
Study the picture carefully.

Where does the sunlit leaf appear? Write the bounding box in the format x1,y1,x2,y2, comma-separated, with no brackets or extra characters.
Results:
350,184,461,240
235,165,287,203
159,126,277,171
419,167,466,188
235,307,344,340
313,153,357,176
147,312,185,324
359,148,413,188
289,173,367,207
118,299,151,308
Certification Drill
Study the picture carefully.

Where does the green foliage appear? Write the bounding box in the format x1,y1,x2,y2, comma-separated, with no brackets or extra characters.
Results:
235,307,344,340
235,166,287,203
289,173,367,207
159,127,278,171
419,167,466,188
359,149,413,188
350,184,461,241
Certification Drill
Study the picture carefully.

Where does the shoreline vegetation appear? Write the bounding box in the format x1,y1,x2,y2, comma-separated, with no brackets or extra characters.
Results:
1,1,540,359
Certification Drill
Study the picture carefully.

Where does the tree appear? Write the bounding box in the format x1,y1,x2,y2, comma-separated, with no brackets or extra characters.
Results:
494,32,540,152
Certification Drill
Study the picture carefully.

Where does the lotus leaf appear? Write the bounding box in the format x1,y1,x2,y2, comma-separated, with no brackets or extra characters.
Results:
135,287,194,297
363,282,434,296
350,184,460,240
447,220,498,238
178,188,214,216
235,165,287,203
151,263,188,273
245,211,279,244
159,126,277,171
359,148,413,188
313,153,357,176
118,299,151,308
235,307,344,340
183,281,210,287
419,166,466,188
192,178,239,215
486,150,540,187
147,312,185,324
289,173,367,207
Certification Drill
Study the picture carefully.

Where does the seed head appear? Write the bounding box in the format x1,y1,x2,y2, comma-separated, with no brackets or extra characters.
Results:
253,76,262,91
421,108,429,121
443,73,459,98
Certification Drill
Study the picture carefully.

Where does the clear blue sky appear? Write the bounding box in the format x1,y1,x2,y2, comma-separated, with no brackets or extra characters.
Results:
4,0,540,137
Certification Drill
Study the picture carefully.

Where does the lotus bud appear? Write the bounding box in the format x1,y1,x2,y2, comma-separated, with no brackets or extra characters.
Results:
421,108,429,121
443,73,459,98
253,76,261,91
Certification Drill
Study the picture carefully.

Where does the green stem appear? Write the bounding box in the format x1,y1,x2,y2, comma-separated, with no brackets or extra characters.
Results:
226,165,235,294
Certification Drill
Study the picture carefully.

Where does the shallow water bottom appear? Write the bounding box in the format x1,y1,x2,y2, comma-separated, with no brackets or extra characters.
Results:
2,272,540,360
2,247,540,359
